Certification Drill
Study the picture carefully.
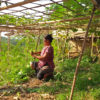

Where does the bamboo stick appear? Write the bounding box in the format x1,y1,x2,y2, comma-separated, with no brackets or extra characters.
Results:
6,1,62,14
0,0,38,10
69,6,96,100
0,25,71,31
0,20,100,32
28,15,100,25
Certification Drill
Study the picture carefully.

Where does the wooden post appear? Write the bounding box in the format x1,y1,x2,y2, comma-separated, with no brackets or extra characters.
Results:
69,6,96,100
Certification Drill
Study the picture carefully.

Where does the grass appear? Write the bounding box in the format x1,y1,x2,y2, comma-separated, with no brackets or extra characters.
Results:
24,55,100,100
0,37,100,100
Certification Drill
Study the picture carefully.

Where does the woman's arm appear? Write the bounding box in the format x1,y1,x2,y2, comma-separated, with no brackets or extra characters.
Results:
34,52,41,54
32,52,48,60
32,46,51,60
31,51,41,56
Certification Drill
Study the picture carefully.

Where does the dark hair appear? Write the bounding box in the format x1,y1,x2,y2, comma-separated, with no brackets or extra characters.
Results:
45,34,53,43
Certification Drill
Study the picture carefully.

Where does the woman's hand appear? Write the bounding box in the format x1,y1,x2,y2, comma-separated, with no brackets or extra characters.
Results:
31,51,36,58
31,51,34,56
31,51,47,60
31,51,41,56
32,54,37,58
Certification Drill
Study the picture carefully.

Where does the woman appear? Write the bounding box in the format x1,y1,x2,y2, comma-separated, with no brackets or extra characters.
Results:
30,34,55,80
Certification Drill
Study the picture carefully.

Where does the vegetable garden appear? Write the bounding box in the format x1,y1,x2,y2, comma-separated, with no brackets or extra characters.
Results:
0,0,100,100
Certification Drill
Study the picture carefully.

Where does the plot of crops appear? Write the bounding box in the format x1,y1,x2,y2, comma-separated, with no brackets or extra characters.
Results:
0,0,100,100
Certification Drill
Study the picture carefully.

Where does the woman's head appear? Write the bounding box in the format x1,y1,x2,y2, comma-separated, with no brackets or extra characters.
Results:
44,34,53,46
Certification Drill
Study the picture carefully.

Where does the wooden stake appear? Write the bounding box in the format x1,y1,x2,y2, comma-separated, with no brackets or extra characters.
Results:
69,6,96,100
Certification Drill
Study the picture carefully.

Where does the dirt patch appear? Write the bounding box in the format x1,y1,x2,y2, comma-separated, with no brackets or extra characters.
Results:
0,78,55,100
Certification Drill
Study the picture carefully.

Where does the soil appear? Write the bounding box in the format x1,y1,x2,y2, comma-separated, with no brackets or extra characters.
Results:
0,78,55,100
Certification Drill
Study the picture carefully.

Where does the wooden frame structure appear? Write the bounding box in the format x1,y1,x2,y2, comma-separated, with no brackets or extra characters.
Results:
0,0,99,35
0,0,100,100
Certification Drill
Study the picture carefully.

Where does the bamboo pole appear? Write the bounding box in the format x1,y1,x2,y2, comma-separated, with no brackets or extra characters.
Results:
28,15,100,25
0,21,100,32
0,0,38,11
6,1,61,15
0,25,71,30
69,6,96,100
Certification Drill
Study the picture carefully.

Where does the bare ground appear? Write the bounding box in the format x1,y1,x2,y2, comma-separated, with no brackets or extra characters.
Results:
0,78,55,100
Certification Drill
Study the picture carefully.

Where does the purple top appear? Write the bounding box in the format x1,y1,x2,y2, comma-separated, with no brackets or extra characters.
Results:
38,46,55,69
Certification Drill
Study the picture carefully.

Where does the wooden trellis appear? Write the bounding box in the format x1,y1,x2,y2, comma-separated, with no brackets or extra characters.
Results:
0,0,99,37
0,0,100,100
69,6,96,100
